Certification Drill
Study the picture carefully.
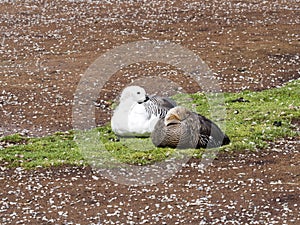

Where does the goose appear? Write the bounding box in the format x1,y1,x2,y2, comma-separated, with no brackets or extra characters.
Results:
111,86,176,137
151,106,230,148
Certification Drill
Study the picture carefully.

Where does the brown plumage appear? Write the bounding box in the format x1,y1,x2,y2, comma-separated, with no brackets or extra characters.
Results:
151,106,230,149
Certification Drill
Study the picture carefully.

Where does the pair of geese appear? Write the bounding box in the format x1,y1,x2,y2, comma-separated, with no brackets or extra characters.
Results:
109,86,230,149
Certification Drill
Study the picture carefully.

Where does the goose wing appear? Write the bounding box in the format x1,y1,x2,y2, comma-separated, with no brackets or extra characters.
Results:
144,95,177,119
195,113,230,148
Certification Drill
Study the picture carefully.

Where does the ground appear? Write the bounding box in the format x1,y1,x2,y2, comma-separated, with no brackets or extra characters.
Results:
0,0,299,224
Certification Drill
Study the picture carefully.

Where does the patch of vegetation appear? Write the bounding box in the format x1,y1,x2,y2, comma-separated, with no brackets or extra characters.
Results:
0,131,83,168
0,79,299,169
1,133,27,144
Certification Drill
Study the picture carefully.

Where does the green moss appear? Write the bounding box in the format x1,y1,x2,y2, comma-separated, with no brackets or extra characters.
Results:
1,133,27,144
0,131,84,168
0,79,299,169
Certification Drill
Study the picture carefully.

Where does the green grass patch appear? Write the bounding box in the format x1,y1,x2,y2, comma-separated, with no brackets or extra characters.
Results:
0,131,84,168
0,79,299,169
1,133,27,144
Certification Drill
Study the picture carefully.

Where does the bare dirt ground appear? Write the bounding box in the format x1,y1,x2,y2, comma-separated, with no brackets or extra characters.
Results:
0,136,299,224
0,0,299,224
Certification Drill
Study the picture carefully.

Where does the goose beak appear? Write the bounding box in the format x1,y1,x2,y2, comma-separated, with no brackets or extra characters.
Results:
138,95,149,104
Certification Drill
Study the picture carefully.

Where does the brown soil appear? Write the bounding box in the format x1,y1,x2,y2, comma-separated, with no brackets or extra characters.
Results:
0,1,299,224
1,136,299,224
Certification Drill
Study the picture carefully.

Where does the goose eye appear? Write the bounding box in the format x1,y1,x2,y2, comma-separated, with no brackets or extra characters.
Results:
137,92,140,94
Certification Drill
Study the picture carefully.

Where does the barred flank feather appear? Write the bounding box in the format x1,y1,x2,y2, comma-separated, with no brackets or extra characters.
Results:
144,95,177,119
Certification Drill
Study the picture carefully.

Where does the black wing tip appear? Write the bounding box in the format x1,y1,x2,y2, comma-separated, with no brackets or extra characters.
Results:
222,134,231,145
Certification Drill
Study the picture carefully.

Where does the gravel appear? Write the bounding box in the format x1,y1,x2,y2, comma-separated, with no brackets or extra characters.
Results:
1,137,299,224
0,0,299,224
0,0,299,136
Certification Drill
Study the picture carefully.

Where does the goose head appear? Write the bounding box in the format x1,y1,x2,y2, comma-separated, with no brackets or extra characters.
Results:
164,106,190,126
120,86,148,103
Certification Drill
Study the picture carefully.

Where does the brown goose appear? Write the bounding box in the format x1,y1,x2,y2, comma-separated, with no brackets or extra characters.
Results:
151,106,230,149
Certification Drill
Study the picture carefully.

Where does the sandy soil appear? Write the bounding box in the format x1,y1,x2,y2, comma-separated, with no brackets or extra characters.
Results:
0,0,299,224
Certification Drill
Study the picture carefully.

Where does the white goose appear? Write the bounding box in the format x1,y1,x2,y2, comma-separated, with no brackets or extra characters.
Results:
111,86,176,137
